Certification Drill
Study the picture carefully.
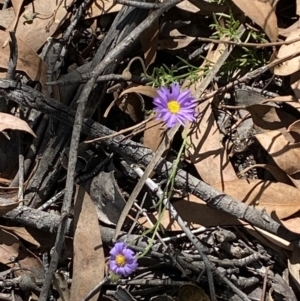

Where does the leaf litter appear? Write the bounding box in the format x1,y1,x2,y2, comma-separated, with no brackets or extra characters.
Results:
1,0,300,300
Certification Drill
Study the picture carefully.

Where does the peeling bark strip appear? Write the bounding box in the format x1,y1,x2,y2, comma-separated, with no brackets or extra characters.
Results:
1,79,300,246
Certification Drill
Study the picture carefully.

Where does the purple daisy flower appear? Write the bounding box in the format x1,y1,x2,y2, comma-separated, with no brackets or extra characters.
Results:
109,242,138,277
153,83,197,128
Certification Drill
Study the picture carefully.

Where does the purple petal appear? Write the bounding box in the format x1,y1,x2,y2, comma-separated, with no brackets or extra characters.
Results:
165,114,178,127
115,266,126,276
156,90,169,102
177,90,191,102
110,261,118,271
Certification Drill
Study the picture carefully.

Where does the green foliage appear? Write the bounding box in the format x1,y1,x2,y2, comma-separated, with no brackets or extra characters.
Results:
210,9,268,77
143,57,212,88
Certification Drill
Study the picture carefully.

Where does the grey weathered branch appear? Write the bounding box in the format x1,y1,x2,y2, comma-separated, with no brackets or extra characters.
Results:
0,78,300,246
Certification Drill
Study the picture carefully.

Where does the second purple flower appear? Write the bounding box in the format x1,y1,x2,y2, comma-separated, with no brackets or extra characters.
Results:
109,242,138,277
153,83,197,128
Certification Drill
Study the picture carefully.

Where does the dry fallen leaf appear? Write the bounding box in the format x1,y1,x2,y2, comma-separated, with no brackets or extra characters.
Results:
140,19,159,68
246,104,298,131
14,0,76,51
0,228,44,279
143,119,168,152
255,130,300,175
0,8,15,29
232,0,278,42
185,101,237,185
0,31,48,88
70,186,105,301
0,113,36,137
85,0,122,19
274,28,300,76
214,179,300,219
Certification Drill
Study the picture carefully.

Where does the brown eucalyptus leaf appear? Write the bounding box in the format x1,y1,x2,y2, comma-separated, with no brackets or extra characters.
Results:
0,113,36,137
214,179,300,219
246,104,297,130
71,186,105,301
0,229,44,278
0,8,15,29
85,0,122,19
140,19,158,68
14,0,76,52
185,101,237,185
143,119,167,152
0,31,47,88
239,164,294,185
232,0,278,41
255,130,300,175
274,28,300,76
176,0,200,13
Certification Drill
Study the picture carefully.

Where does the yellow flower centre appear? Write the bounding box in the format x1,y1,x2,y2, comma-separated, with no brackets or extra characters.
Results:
167,100,181,114
115,254,126,266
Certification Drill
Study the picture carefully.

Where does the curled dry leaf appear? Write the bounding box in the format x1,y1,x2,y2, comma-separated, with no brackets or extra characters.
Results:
232,0,278,42
288,120,300,135
255,130,300,175
274,29,300,76
119,85,157,99
0,113,36,137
